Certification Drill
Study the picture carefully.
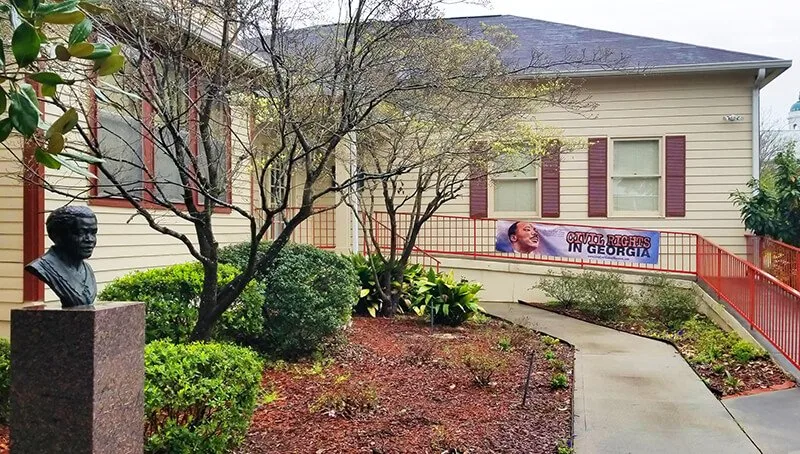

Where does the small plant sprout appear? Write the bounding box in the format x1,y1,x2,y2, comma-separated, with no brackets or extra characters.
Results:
542,335,561,347
262,388,280,405
724,371,743,392
544,350,556,361
556,438,574,454
549,359,567,373
497,336,513,352
462,350,506,387
712,363,726,374
550,373,569,390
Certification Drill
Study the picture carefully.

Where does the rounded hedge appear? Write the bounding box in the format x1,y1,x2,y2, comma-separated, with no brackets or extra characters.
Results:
219,242,360,359
144,341,263,453
99,262,264,344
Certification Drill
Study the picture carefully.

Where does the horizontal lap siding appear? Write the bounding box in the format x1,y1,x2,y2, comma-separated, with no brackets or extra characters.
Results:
0,144,24,336
462,72,754,255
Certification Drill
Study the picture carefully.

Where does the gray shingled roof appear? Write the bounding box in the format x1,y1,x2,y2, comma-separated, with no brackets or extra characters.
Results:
447,15,791,76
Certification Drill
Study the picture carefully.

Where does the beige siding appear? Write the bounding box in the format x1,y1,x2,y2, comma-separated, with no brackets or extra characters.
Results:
443,72,754,255
0,142,24,337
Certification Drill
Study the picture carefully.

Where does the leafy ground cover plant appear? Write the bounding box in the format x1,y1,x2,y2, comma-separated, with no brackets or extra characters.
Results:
411,270,484,326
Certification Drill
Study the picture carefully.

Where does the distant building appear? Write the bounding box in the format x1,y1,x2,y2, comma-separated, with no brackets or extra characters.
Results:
777,94,800,147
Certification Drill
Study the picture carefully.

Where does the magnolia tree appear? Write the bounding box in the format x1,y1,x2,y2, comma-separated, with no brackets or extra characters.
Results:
0,0,124,170
23,0,575,339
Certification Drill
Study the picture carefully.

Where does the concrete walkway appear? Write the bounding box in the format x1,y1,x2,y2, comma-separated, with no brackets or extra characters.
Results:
483,302,759,454
724,388,800,454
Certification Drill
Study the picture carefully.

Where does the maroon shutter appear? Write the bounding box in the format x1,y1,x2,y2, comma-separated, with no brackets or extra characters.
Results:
587,137,608,217
541,141,561,217
469,165,488,219
665,135,686,217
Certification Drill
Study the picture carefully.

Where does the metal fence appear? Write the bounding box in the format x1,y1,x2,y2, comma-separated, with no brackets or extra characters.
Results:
265,207,337,249
746,235,800,291
360,212,800,370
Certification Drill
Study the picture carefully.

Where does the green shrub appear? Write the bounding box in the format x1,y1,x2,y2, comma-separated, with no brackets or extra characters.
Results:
574,271,631,321
144,341,263,454
0,339,9,424
636,276,697,329
731,340,767,363
536,270,584,308
411,269,484,326
225,243,359,359
100,262,264,344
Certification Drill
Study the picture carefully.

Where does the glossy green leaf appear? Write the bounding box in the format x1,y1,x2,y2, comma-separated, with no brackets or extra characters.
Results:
36,0,79,15
55,44,71,61
68,42,93,58
9,89,39,137
68,17,92,46
30,71,68,86
35,147,61,169
42,10,85,24
97,54,124,76
46,108,78,138
0,118,13,142
20,83,38,107
53,153,95,179
366,305,376,317
359,288,370,298
40,83,56,97
47,131,64,154
85,43,112,60
12,0,34,12
11,22,41,67
60,150,104,164
0,89,6,115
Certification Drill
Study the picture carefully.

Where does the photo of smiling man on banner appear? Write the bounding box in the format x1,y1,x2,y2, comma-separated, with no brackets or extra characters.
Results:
496,220,555,255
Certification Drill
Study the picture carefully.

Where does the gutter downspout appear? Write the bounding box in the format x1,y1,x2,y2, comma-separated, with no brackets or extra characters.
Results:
752,68,767,181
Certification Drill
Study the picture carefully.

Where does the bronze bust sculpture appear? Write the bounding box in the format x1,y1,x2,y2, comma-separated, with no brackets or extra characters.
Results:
25,206,98,308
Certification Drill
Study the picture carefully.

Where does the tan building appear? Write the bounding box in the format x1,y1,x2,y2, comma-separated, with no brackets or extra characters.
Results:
0,15,792,336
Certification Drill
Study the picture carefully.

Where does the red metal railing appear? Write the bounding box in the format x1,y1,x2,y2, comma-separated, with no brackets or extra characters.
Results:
746,235,800,291
266,206,336,249
367,211,697,274
362,213,441,271
699,236,800,370
361,211,800,370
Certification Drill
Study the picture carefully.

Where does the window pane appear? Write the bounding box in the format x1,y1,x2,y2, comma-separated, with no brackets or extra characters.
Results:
96,111,143,198
494,153,536,177
613,140,659,176
494,179,537,212
612,177,659,212
153,129,189,203
198,138,228,204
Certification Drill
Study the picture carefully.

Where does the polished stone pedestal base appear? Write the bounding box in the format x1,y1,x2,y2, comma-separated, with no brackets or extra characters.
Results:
10,302,145,454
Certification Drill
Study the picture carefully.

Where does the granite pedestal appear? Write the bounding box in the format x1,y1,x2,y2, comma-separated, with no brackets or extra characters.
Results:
10,302,145,454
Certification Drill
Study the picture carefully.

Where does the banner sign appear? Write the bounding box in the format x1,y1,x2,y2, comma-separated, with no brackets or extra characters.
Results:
495,220,660,265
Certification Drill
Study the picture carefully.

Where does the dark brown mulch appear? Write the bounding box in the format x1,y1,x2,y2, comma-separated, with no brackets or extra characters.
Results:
522,301,794,397
240,316,574,453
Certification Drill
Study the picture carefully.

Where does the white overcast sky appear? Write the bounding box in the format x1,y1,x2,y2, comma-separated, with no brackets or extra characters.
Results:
315,0,799,125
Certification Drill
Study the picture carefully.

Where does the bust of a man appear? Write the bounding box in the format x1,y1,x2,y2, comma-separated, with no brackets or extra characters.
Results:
25,206,98,308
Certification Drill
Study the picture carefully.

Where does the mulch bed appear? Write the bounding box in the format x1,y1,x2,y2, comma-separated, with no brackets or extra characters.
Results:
522,301,794,398
240,316,574,453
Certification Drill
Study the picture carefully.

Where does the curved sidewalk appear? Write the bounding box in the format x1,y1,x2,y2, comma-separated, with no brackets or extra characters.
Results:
484,302,758,454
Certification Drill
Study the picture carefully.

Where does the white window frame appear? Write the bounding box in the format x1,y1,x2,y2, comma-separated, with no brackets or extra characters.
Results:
488,164,541,218
608,137,664,218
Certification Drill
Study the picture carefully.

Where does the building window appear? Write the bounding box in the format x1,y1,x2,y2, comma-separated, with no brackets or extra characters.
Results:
610,139,661,215
91,53,233,209
95,58,144,199
492,155,538,214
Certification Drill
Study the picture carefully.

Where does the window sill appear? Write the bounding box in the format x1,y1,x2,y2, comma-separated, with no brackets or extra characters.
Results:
490,211,540,219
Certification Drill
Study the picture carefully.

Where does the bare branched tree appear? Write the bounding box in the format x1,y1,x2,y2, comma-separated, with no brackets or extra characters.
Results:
21,0,615,338
760,111,792,174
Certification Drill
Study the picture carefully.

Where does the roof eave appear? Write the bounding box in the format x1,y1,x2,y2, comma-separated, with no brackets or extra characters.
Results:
515,59,793,84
